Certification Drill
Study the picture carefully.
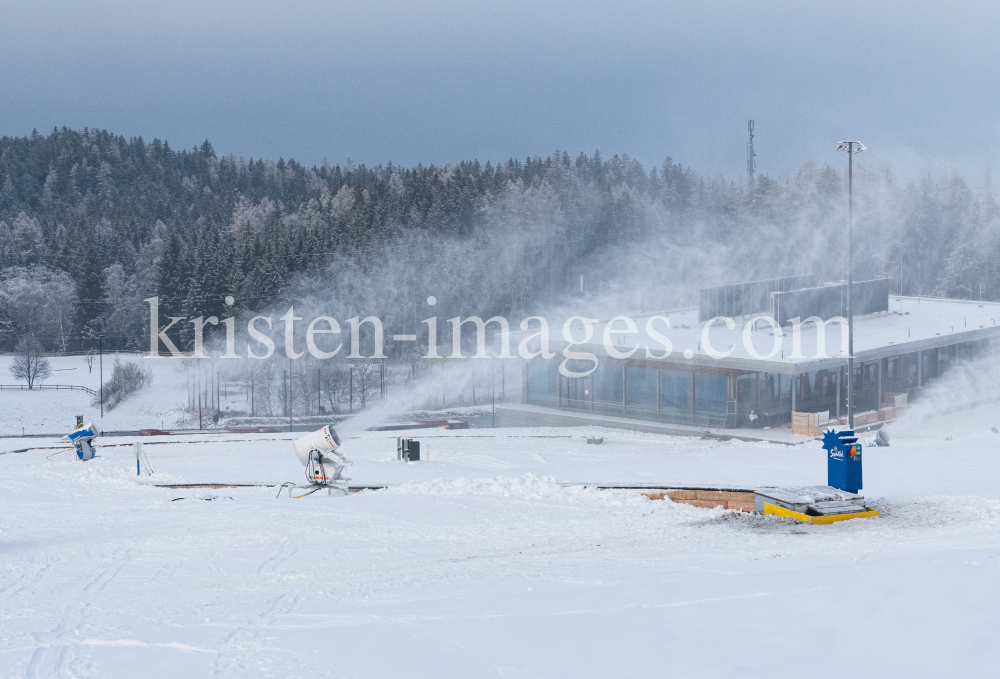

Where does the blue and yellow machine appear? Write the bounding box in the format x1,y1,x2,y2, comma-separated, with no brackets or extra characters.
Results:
823,428,862,494
67,422,98,461
753,429,879,524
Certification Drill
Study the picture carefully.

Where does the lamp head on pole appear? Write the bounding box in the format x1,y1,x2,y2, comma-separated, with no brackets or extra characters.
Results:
836,141,867,153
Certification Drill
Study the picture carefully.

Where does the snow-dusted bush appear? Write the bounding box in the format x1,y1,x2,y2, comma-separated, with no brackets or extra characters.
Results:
95,358,152,410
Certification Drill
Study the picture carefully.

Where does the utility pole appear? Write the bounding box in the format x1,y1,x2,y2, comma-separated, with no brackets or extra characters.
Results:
836,140,867,428
747,120,756,200
98,335,104,419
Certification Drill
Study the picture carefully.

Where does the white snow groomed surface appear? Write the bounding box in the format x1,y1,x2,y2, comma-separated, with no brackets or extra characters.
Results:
3,406,1000,677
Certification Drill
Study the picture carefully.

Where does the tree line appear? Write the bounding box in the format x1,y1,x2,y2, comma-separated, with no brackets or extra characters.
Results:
1,126,998,355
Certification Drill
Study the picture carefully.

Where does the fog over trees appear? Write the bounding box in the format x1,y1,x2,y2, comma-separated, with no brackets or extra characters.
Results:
1,126,998,354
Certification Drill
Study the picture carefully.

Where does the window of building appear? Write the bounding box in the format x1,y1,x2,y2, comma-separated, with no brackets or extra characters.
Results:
695,373,727,418
526,358,556,401
625,366,657,417
592,362,623,407
660,370,691,418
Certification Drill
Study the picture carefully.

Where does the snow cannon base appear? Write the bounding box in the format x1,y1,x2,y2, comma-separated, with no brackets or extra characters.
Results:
76,440,95,461
285,482,349,498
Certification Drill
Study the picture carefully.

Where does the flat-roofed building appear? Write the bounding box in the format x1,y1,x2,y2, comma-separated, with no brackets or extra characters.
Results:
520,288,1000,432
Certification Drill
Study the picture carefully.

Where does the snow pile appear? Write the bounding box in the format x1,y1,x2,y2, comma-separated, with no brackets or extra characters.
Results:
391,473,586,500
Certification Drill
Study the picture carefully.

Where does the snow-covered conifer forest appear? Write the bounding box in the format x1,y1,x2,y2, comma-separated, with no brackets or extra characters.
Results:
2,127,996,353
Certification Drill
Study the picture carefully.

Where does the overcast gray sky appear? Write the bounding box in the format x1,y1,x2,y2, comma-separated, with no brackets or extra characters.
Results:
2,0,998,181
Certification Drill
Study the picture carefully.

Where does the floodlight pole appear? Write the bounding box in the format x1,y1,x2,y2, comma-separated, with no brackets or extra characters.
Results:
98,335,104,419
837,140,866,429
848,146,854,429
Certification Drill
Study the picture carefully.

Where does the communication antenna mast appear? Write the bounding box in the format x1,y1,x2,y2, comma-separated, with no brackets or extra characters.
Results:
747,120,756,199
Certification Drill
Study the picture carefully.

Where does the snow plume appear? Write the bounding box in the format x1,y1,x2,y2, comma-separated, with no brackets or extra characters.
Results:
273,158,917,336
893,348,1000,435
144,152,1000,435
6,126,1000,358
329,357,513,444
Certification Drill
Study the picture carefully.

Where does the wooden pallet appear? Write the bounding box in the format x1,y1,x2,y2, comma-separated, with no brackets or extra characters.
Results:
791,411,830,436
643,489,756,512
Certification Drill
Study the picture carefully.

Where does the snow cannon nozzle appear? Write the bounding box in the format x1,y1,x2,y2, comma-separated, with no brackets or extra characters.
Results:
292,425,342,466
66,422,98,461
291,426,350,493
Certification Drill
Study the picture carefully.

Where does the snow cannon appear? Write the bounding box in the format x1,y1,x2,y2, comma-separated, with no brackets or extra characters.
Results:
822,429,862,494
293,425,350,492
66,422,98,461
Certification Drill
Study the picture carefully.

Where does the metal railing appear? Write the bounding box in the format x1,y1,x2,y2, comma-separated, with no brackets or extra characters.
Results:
0,384,97,396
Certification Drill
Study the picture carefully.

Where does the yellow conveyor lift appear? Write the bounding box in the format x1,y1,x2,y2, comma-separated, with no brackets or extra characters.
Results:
755,485,880,524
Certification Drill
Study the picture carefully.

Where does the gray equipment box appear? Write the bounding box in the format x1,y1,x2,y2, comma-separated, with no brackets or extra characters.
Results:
397,438,420,462
755,485,866,516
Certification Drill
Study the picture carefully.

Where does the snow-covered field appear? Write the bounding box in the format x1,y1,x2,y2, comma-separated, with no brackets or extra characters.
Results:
0,355,515,435
3,400,1000,677
0,354,197,434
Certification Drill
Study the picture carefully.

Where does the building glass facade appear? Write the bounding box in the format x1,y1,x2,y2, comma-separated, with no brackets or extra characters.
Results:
524,337,993,430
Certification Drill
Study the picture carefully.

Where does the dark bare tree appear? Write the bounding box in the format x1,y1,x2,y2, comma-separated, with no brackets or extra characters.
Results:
9,335,51,388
